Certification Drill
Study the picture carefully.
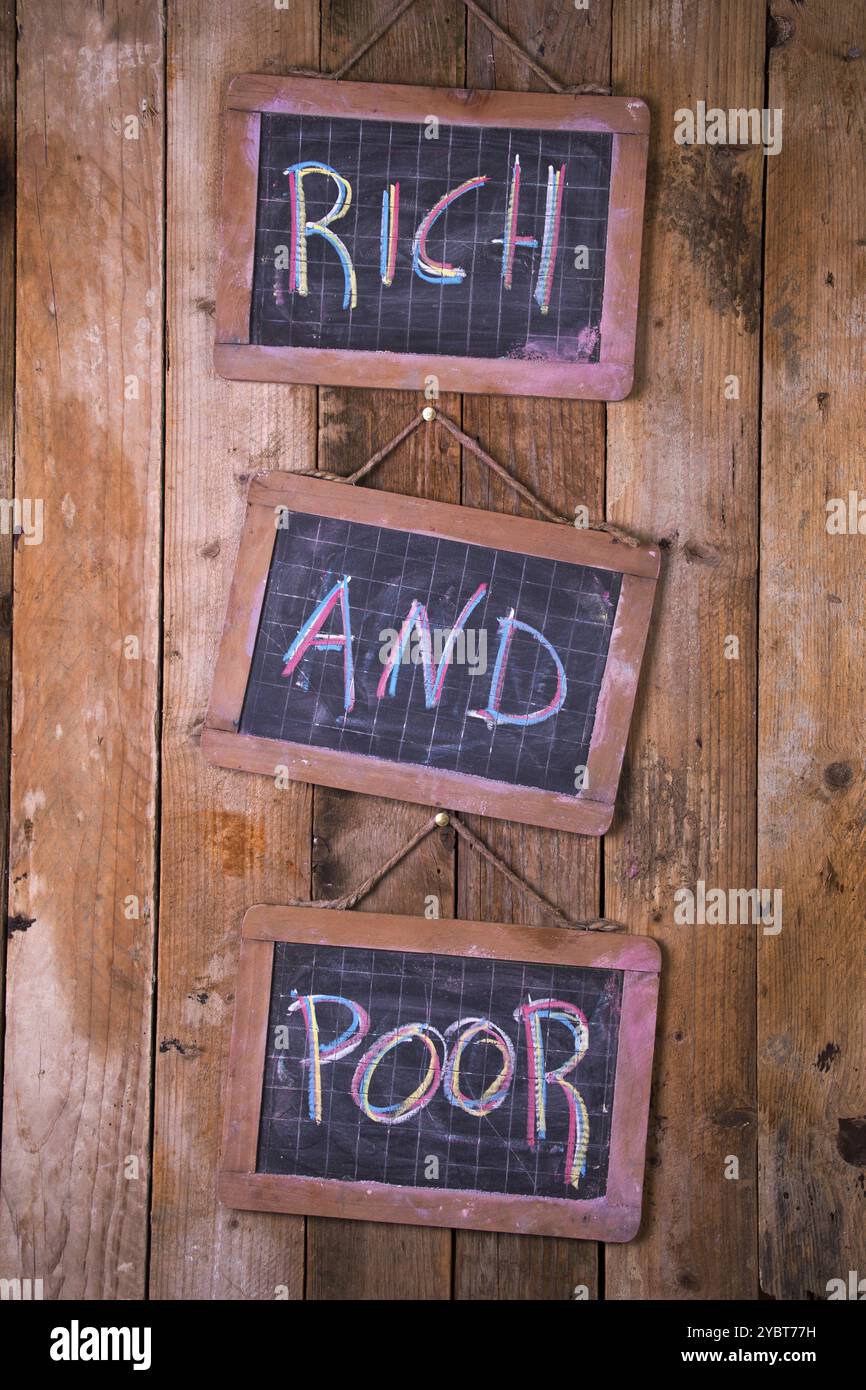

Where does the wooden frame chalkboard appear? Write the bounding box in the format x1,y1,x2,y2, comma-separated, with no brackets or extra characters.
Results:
214,75,649,400
202,473,659,835
219,907,661,1243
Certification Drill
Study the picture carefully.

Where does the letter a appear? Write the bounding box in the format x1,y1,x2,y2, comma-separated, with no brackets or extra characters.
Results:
282,576,355,712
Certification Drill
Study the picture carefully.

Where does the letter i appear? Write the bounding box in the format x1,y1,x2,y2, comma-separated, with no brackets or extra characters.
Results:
380,182,400,286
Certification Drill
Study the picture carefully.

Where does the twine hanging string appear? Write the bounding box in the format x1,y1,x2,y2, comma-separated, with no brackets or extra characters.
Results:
287,811,622,932
285,0,613,96
291,404,642,548
459,0,611,95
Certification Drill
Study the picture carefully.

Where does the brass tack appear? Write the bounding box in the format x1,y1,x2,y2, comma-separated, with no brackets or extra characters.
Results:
422,405,436,422
434,811,450,828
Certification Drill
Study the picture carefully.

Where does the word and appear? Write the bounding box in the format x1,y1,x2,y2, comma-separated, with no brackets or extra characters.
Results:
673,880,782,935
282,154,567,311
673,101,783,156
282,992,591,1190
283,577,567,726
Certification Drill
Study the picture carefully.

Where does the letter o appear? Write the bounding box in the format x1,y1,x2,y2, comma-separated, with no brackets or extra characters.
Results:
443,1018,515,1116
351,1023,443,1124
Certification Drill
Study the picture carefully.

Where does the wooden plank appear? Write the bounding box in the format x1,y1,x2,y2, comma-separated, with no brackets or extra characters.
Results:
758,0,866,1301
456,0,612,1302
0,0,13,1091
305,0,465,1302
0,1,163,1300
604,0,763,1298
150,0,319,1300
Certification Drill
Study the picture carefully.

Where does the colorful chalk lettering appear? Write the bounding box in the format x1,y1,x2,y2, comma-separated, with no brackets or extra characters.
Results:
284,577,568,726
282,159,569,308
282,576,355,713
287,993,592,1190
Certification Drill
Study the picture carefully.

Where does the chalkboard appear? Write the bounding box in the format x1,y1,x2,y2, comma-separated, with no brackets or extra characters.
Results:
240,510,622,796
219,907,661,1242
251,114,611,362
215,76,650,400
203,475,660,835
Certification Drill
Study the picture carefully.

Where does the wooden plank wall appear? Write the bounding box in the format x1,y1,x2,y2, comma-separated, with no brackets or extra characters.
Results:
0,0,13,1084
1,1,164,1298
758,0,866,1300
606,0,763,1300
0,0,863,1303
152,0,319,1301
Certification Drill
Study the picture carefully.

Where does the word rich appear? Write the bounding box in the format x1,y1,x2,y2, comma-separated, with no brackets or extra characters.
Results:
283,154,568,313
285,992,593,1190
281,577,565,726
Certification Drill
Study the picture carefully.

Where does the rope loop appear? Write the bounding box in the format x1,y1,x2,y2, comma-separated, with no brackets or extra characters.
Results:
282,405,644,548
284,0,613,96
287,811,624,933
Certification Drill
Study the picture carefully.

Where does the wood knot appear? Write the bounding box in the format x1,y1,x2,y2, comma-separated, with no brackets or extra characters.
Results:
7,913,35,936
837,1116,866,1166
823,761,853,790
767,12,795,48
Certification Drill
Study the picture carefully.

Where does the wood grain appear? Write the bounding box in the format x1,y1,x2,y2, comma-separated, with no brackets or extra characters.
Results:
0,0,13,1088
0,0,861,1307
456,0,612,1302
305,0,464,1302
149,0,319,1300
604,0,764,1298
0,1,163,1299
758,0,866,1301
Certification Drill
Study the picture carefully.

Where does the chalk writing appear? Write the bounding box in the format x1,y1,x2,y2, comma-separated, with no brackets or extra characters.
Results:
256,940,624,1203
283,160,569,307
251,115,613,363
287,992,592,1189
240,511,623,799
284,579,566,726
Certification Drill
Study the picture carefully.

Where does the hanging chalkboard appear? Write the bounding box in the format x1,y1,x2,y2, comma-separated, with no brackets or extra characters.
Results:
215,75,649,400
202,474,660,835
219,907,661,1242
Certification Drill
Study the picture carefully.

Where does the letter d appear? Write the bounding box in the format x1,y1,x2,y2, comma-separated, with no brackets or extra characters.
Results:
472,613,566,726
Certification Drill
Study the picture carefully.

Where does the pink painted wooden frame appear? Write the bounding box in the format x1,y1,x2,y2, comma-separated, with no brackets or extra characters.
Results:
219,906,661,1242
202,473,660,835
214,75,650,401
